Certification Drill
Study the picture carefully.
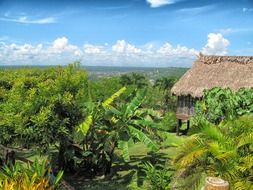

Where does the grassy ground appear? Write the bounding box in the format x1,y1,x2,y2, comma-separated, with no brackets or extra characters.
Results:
64,132,185,190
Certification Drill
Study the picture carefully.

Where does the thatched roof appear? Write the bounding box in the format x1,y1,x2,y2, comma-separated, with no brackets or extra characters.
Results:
171,54,253,98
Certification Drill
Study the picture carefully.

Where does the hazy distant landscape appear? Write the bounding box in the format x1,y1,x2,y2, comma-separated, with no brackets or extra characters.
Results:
86,66,188,79
0,65,188,80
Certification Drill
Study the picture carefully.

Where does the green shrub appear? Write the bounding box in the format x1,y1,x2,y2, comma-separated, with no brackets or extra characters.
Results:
142,162,172,190
0,159,63,190
193,87,253,124
161,112,177,132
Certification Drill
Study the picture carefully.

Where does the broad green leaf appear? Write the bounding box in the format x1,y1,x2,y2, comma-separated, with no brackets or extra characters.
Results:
124,89,147,117
107,106,122,116
102,87,126,108
131,119,163,129
118,140,130,162
83,151,93,157
77,115,93,136
128,125,158,151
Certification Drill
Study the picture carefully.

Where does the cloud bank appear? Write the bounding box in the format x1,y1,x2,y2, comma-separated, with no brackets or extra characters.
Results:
0,33,230,67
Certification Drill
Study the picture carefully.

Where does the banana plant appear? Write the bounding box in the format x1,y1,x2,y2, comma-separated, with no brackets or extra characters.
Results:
74,87,162,175
106,88,161,162
74,87,128,174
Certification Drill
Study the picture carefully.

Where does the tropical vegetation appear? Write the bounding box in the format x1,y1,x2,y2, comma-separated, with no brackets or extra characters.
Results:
171,88,253,190
0,159,63,190
0,64,252,190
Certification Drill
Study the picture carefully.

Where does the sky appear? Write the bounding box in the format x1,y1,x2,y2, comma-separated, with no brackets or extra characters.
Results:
0,0,252,67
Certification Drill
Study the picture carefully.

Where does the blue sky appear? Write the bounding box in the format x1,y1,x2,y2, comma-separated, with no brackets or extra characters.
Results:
0,0,252,67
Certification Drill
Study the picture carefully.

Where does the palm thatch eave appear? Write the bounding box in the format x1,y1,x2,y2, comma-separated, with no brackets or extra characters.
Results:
171,55,253,98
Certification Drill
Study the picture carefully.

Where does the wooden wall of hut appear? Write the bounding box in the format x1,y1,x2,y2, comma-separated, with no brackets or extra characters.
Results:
176,95,197,135
176,95,196,118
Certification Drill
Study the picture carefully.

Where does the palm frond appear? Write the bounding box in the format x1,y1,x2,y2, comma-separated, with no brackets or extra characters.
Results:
237,132,253,148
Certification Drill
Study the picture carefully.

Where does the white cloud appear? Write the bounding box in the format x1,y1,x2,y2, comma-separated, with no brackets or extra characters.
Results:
0,43,44,63
202,33,230,55
0,16,56,24
0,33,234,67
0,38,197,67
146,0,176,8
52,37,68,50
112,40,142,54
74,50,82,57
84,44,104,54
158,43,198,57
0,37,82,65
49,37,82,56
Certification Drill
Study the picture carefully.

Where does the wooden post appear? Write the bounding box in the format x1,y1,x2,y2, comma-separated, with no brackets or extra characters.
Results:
204,177,229,190
186,120,190,132
176,119,182,136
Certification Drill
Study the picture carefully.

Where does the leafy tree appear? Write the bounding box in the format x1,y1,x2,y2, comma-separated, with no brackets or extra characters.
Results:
154,77,177,112
0,64,89,165
88,77,122,102
120,73,148,89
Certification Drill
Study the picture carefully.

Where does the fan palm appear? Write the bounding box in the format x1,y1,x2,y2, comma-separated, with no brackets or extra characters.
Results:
171,115,253,190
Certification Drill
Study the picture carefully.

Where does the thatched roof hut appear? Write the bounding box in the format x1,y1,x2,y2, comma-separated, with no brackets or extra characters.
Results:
171,54,253,135
171,54,253,98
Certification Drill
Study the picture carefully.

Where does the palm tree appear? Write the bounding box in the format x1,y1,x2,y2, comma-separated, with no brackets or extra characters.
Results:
171,116,253,190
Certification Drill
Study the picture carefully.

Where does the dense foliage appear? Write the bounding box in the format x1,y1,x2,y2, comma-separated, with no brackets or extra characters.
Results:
172,88,253,190
2,65,252,190
0,63,88,151
0,64,176,182
142,162,172,190
194,87,253,124
73,87,162,175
